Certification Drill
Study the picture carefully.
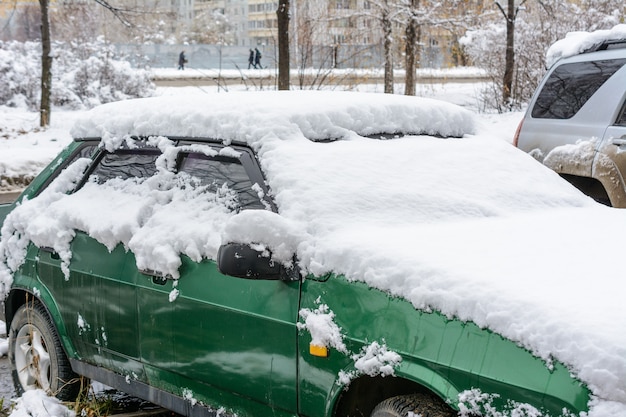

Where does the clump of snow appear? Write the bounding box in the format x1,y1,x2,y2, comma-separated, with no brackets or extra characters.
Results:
182,388,197,406
0,158,92,289
223,210,306,267
339,341,402,385
9,390,74,417
457,389,546,417
542,139,598,168
297,303,347,354
0,140,247,285
546,24,626,68
77,313,90,335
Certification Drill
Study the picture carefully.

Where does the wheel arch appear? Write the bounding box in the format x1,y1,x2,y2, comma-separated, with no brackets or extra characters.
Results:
5,286,78,360
559,174,613,206
327,364,460,417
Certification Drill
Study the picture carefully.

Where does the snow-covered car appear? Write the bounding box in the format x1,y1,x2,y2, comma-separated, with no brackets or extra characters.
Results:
1,91,625,417
515,25,626,207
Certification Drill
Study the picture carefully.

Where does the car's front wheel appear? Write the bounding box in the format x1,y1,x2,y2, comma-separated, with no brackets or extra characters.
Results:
9,301,84,400
371,393,455,417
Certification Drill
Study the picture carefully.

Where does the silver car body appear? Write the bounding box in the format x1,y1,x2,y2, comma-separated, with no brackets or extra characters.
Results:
516,47,626,206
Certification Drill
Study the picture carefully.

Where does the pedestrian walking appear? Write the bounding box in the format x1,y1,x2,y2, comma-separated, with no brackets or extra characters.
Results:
178,50,187,70
248,49,256,69
254,48,262,69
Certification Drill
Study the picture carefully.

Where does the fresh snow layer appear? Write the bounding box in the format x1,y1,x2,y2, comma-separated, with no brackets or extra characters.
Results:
546,24,626,68
1,90,625,416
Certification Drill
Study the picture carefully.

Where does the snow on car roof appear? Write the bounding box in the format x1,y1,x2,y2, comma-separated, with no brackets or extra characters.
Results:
3,91,626,416
546,24,626,68
70,90,475,145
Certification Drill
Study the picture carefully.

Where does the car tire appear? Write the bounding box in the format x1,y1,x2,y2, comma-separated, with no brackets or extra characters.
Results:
370,393,456,417
8,301,85,401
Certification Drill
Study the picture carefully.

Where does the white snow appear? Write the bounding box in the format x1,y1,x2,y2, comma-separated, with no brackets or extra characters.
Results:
9,390,74,417
0,80,622,417
546,24,626,68
297,303,348,355
343,341,402,383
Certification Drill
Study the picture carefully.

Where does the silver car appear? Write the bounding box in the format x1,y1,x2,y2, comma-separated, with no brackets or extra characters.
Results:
515,41,626,207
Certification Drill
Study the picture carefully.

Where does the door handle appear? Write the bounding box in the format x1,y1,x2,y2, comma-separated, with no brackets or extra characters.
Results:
40,246,60,260
139,269,173,285
611,137,626,146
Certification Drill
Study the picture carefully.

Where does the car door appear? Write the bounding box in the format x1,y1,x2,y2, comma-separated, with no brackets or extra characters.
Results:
595,98,626,206
38,146,161,379
135,145,300,415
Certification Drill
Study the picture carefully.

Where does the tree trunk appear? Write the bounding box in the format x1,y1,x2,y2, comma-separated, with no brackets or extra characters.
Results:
503,0,515,104
382,6,393,94
39,0,51,127
277,0,290,90
404,0,420,96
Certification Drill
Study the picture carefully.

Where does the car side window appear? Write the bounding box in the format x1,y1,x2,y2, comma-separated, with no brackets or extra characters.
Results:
34,142,99,197
90,150,160,183
532,58,626,119
179,152,265,211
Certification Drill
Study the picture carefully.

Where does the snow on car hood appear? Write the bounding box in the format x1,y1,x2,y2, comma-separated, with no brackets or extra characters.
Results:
2,91,626,416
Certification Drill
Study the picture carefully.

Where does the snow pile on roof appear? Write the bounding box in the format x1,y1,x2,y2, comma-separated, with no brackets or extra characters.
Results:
2,91,626,416
70,91,476,144
546,24,626,68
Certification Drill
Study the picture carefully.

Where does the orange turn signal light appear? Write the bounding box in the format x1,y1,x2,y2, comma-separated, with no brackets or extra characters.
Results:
309,344,329,357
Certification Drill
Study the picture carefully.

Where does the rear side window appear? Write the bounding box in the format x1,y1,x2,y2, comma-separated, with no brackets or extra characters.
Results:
179,153,265,211
532,58,626,119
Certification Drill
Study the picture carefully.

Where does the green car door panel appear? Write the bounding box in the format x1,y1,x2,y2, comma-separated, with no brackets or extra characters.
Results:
36,232,144,380
135,254,300,416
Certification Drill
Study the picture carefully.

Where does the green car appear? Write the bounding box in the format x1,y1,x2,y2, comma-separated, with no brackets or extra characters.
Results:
0,91,620,417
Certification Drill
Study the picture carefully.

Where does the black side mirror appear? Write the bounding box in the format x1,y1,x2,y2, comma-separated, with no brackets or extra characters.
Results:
217,243,297,281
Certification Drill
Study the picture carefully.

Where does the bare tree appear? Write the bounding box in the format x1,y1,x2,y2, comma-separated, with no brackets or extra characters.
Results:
495,0,527,104
277,0,290,90
38,0,51,127
37,0,134,127
403,0,420,96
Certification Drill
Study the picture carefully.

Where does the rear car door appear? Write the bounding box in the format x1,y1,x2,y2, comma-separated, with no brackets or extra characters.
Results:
135,144,301,415
38,147,161,379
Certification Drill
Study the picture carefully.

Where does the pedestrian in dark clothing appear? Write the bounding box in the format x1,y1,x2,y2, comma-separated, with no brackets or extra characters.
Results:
248,49,256,69
178,50,187,70
254,48,262,69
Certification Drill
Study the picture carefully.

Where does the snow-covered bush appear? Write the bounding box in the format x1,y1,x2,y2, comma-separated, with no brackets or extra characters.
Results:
0,39,155,110
0,41,42,108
